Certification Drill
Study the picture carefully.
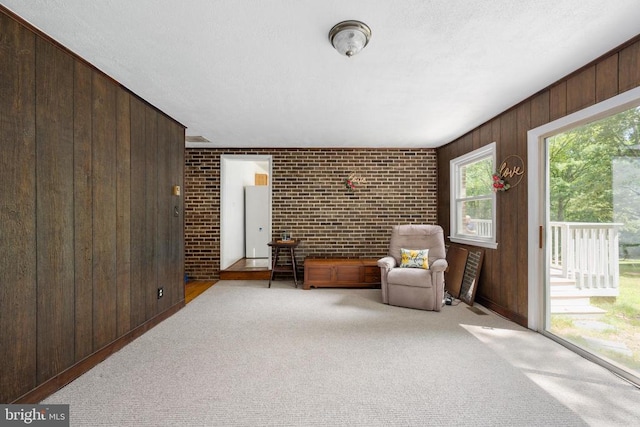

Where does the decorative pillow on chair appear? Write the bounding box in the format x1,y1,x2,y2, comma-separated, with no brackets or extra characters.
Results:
400,248,429,269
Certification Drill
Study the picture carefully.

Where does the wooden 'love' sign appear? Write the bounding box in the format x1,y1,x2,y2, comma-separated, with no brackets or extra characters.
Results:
498,155,525,189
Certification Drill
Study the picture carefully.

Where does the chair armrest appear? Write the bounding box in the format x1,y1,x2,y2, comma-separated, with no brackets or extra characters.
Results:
430,258,448,272
377,256,396,269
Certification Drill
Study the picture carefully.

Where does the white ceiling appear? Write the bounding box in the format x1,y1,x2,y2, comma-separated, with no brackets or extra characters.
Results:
2,1,640,148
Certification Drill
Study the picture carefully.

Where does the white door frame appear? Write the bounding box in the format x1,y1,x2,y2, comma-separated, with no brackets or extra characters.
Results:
527,86,640,331
220,154,273,270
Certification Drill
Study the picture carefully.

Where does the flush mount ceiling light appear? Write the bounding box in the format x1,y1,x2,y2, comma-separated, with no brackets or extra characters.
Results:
328,20,371,57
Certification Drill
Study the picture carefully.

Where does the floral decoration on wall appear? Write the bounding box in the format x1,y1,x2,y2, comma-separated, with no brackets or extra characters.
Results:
491,171,510,192
492,155,524,192
344,172,366,191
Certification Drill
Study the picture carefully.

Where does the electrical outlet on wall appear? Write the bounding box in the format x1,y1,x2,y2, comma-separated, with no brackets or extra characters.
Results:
157,287,164,299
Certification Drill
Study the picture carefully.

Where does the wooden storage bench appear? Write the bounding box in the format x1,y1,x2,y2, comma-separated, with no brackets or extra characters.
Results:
303,258,381,290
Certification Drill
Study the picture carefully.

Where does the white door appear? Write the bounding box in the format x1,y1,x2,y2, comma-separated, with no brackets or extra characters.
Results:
245,186,269,258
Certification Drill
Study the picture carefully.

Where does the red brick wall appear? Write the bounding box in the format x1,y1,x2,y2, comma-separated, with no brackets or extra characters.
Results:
185,148,437,280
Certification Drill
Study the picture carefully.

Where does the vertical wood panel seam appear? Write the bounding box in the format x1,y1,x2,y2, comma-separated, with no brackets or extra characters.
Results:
156,113,160,316
33,29,40,389
114,84,120,336
72,51,77,365
91,71,96,352
89,69,95,356
617,50,622,94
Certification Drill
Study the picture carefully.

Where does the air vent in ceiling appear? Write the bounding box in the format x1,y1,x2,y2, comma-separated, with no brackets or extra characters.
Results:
185,135,210,143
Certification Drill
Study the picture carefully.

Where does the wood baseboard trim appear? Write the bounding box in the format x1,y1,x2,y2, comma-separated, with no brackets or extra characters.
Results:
13,300,185,404
475,296,528,328
219,270,271,280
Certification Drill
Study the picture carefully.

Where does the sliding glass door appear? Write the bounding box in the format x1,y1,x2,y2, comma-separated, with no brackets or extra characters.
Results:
543,105,640,384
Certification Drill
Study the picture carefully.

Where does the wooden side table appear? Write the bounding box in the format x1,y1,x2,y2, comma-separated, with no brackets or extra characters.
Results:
267,239,301,288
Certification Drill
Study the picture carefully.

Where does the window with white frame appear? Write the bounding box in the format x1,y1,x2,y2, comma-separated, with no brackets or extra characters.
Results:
449,142,498,249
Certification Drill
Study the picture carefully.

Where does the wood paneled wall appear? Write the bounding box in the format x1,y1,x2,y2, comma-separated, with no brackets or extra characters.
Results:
437,35,640,326
0,9,185,403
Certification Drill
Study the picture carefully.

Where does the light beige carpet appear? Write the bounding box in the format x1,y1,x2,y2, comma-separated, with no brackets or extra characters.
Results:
43,280,640,426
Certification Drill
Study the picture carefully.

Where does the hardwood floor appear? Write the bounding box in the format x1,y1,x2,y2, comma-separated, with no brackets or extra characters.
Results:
185,280,217,304
226,258,270,270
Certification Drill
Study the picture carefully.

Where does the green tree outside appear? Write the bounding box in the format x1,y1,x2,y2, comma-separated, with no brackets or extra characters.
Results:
548,107,640,251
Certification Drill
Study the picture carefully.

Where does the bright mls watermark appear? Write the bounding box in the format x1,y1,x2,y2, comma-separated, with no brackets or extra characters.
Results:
0,405,69,426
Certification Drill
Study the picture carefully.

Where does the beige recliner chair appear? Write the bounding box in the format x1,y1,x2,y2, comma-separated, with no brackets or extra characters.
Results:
377,225,448,311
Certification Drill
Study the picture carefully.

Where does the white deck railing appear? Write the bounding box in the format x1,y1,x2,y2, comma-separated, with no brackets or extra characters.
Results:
550,222,622,290
474,219,493,238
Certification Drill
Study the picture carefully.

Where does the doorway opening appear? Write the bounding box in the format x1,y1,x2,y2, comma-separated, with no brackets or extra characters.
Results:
528,86,640,386
219,155,272,276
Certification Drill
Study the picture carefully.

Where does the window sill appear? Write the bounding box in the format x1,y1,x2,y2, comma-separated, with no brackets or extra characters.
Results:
449,236,498,250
